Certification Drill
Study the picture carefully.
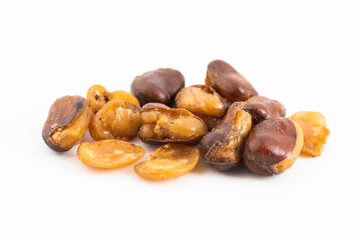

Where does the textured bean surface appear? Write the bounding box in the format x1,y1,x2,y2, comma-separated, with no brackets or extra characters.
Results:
175,85,226,118
77,139,145,168
198,102,252,171
134,144,199,180
42,95,93,152
138,103,208,144
89,99,142,141
289,111,329,157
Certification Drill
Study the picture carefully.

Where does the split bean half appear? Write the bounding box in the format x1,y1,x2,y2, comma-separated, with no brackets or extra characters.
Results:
77,139,145,168
134,143,199,180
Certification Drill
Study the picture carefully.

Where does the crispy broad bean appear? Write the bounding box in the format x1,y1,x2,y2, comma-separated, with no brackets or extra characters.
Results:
244,95,286,125
131,68,185,106
243,117,304,176
289,111,330,157
134,143,199,180
205,60,258,102
86,84,140,112
138,103,208,144
42,95,93,152
198,102,252,171
77,139,145,168
175,85,226,130
89,99,142,141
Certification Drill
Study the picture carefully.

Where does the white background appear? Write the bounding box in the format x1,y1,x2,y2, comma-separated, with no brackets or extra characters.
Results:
1,0,359,239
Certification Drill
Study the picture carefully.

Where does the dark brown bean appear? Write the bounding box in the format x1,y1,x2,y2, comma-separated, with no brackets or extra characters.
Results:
244,95,286,125
42,95,93,152
205,60,258,102
243,117,304,176
198,102,252,171
131,68,185,106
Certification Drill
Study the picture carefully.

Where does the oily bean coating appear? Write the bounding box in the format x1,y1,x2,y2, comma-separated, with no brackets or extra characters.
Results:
42,95,93,152
175,85,226,118
198,102,252,171
86,84,140,113
244,95,286,125
289,111,330,157
134,143,199,180
205,60,258,102
138,103,208,145
77,139,145,169
243,117,304,176
131,68,185,106
89,99,142,141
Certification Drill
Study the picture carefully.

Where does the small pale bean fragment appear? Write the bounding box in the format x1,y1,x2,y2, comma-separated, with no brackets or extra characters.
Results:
289,111,330,157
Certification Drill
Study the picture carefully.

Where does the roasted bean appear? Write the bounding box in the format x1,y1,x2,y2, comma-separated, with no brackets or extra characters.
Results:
243,117,304,176
86,84,140,112
205,60,258,102
244,95,286,125
131,68,185,106
42,95,93,152
138,103,208,144
289,111,330,157
134,143,199,180
175,85,226,130
198,102,252,171
77,139,145,168
89,99,142,141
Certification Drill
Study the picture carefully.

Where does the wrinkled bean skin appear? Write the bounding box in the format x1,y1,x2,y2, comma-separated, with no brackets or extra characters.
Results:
86,84,140,112
205,60,258,102
243,117,304,176
196,114,222,131
134,143,199,180
198,102,252,171
42,95,93,152
131,68,185,106
89,99,142,141
244,96,286,125
138,103,208,145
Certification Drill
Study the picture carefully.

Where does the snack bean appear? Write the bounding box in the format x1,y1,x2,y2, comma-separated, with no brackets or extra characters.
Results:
138,103,208,144
42,95,93,152
205,60,258,102
77,139,145,168
244,95,286,125
131,68,185,106
134,143,199,180
198,102,252,171
86,84,140,112
89,99,142,141
289,111,330,157
243,117,304,176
